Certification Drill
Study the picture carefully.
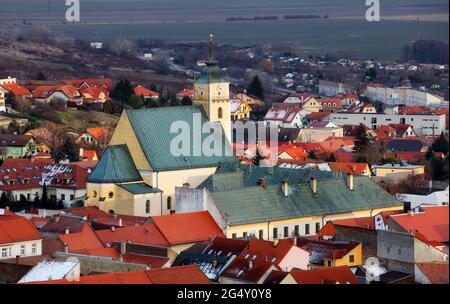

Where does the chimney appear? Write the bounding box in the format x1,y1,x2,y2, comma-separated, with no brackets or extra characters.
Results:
64,244,69,253
257,178,267,189
248,261,253,269
65,228,70,235
54,214,61,223
111,226,115,232
310,177,317,194
281,180,289,197
120,242,126,255
346,173,354,190
5,206,9,211
118,218,123,227
293,237,297,246
182,182,190,188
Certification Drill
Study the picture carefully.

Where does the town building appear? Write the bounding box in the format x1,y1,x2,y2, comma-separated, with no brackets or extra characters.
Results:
0,134,36,159
363,84,445,106
327,112,446,137
318,80,355,97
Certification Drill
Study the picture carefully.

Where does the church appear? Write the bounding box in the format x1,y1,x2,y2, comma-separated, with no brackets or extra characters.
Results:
85,34,238,216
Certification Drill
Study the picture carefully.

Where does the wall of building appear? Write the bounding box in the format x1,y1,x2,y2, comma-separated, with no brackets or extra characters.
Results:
0,239,43,260
333,226,378,262
328,113,446,137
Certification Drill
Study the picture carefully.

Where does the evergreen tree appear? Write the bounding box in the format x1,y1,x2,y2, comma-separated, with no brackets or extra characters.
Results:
354,124,369,152
36,72,46,80
110,79,134,105
181,96,192,106
103,100,114,114
56,137,79,162
128,94,144,109
247,76,265,100
431,133,449,154
41,183,49,209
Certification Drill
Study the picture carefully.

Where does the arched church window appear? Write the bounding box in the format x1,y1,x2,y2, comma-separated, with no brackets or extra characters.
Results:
218,107,223,119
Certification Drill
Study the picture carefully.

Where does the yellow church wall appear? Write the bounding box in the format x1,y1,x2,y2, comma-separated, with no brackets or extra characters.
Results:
155,167,218,214
109,111,152,171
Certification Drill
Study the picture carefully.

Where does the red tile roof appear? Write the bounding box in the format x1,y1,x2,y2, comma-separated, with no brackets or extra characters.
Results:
95,223,170,247
0,216,42,245
61,79,114,91
27,265,211,284
58,223,104,252
319,217,375,237
0,83,31,96
221,239,295,282
151,211,225,246
415,262,449,284
289,266,359,284
305,112,331,121
84,127,110,142
134,85,159,97
329,162,370,175
390,205,449,245
62,206,147,227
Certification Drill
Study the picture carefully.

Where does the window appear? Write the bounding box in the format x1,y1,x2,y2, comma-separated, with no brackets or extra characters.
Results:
398,248,402,255
232,233,237,239
305,224,310,235
294,225,299,236
145,200,151,214
61,194,65,201
21,245,25,255
93,190,97,198
386,246,390,253
284,227,289,238
218,107,223,119
273,228,278,239
327,260,332,267
27,193,31,200
243,232,247,238
1,247,7,258
315,222,320,233
108,192,114,198
167,197,172,211
259,230,264,240
349,255,355,263
70,195,74,200
31,243,37,254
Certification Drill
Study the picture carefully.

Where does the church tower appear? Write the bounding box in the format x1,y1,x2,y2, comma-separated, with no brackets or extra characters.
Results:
193,33,232,144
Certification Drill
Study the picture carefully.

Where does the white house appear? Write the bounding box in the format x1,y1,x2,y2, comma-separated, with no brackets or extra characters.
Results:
0,212,43,260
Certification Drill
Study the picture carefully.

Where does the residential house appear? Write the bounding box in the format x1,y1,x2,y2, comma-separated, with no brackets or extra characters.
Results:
230,99,252,121
296,237,362,268
134,85,160,100
297,121,343,142
386,139,428,152
25,265,211,284
329,162,371,176
414,262,449,284
75,127,111,146
176,88,194,100
219,239,310,284
61,79,114,91
32,85,83,105
0,134,36,160
372,162,425,180
0,212,43,260
0,81,32,103
318,80,354,97
318,98,343,112
279,266,359,284
18,259,80,283
79,87,109,103
264,103,304,128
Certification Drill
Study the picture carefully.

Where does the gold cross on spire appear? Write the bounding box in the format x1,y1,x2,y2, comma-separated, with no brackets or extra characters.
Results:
208,32,215,61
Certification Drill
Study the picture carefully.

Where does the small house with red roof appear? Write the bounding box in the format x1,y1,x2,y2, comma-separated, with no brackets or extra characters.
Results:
219,239,310,284
176,88,194,100
0,214,43,260
329,162,371,176
76,127,111,146
134,85,160,100
264,103,305,128
61,79,114,91
79,87,109,103
279,266,359,284
32,85,83,104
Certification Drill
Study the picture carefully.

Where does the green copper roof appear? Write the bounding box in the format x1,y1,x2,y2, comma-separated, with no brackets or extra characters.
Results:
118,182,161,194
210,176,402,225
87,144,142,183
196,63,228,84
198,165,334,192
126,106,237,172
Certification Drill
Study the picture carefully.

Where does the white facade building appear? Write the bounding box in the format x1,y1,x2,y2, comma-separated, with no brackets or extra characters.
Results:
364,86,444,106
327,112,446,137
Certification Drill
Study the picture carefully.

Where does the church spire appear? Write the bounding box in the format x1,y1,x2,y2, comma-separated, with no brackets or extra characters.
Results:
208,32,215,63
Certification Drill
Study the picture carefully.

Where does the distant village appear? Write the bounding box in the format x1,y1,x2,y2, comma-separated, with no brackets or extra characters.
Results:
0,35,448,285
